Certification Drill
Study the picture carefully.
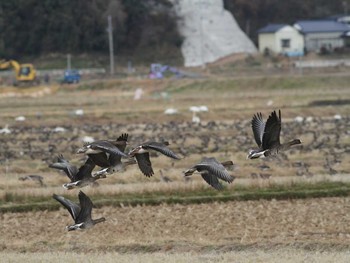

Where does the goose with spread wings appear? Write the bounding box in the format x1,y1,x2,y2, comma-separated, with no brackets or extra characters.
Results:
183,157,235,190
76,136,129,159
128,141,181,177
49,155,108,189
53,191,105,231
247,110,301,159
83,134,136,173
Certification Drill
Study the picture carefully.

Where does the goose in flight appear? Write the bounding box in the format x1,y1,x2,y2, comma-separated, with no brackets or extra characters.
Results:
49,155,107,189
85,134,136,173
76,137,129,159
53,191,105,231
19,175,45,187
248,110,302,159
128,141,181,177
183,157,235,190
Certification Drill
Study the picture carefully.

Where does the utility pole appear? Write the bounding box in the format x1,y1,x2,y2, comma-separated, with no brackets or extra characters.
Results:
67,54,71,70
343,1,348,15
107,15,115,75
197,3,206,69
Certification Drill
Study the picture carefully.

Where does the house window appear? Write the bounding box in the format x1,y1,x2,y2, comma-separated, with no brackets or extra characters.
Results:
281,39,290,48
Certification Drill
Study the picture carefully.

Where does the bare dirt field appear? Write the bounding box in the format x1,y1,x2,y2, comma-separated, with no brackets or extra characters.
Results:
0,71,350,261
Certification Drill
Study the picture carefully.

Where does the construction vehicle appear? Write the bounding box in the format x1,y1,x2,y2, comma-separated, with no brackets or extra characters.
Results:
0,59,39,86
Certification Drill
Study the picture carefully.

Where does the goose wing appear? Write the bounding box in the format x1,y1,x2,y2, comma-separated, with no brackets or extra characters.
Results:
251,112,265,147
91,140,128,158
144,142,181,159
108,134,128,166
53,194,81,221
115,133,128,152
76,191,93,224
49,155,78,180
88,152,110,168
195,157,234,183
74,158,96,181
262,110,281,150
200,172,224,190
135,153,154,177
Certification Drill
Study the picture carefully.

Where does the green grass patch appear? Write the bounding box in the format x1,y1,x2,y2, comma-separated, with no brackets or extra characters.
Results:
1,181,350,213
167,75,350,94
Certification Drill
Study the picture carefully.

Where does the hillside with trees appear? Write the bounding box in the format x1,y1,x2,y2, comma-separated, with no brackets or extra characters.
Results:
0,0,182,61
0,0,346,63
224,0,347,43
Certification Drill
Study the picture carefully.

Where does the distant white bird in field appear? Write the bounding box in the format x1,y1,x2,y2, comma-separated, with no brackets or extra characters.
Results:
306,116,313,122
53,126,66,133
294,116,304,123
334,114,342,120
198,105,208,112
0,124,11,134
15,116,26,122
189,106,200,113
164,108,178,115
189,106,206,124
82,136,94,143
192,113,200,123
266,100,273,106
75,109,84,116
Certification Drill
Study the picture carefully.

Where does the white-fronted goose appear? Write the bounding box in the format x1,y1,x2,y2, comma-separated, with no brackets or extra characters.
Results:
53,191,105,231
128,141,181,177
49,155,107,190
86,133,136,173
49,154,78,179
76,138,129,158
19,175,45,187
248,110,302,159
183,157,235,190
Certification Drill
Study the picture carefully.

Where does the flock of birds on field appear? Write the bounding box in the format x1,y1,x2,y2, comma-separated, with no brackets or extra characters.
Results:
1,109,348,231
48,109,303,231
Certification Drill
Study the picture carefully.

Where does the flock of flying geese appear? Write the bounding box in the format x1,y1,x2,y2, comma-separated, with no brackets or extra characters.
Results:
50,109,302,231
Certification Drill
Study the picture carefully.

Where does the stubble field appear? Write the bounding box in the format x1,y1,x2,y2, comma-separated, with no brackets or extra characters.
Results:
0,71,350,262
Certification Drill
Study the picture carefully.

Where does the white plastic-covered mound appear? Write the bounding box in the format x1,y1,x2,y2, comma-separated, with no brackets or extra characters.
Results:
171,0,257,67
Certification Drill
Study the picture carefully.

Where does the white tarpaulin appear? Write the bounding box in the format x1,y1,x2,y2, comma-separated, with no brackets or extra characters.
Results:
171,0,257,67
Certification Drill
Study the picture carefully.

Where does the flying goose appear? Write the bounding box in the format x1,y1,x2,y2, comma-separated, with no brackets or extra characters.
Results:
86,133,136,173
76,138,129,159
49,154,78,178
183,157,235,190
19,175,45,187
247,110,302,159
53,191,105,231
128,141,181,177
159,169,172,183
49,155,107,190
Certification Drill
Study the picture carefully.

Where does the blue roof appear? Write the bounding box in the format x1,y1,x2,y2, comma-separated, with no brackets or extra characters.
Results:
258,24,288,34
295,20,349,33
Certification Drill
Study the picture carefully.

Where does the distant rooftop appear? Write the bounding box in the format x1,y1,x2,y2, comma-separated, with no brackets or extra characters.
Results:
294,20,350,33
327,14,350,20
258,24,288,34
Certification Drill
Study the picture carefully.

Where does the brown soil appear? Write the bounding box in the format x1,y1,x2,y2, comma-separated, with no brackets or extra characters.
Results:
1,197,350,253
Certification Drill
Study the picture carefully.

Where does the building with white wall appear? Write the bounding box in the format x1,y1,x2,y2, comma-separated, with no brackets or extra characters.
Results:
258,24,304,56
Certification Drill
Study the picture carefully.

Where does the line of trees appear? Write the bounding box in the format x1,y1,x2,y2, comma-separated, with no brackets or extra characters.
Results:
0,0,182,59
224,0,347,42
0,0,346,59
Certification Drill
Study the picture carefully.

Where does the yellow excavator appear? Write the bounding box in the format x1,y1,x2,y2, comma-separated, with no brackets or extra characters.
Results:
0,59,39,86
